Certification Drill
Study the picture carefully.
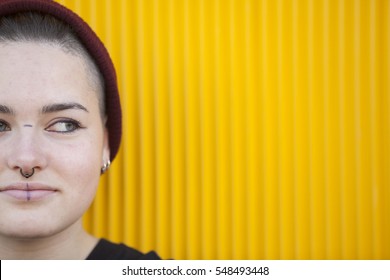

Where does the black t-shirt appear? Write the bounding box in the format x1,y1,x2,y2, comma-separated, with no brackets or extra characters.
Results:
86,238,161,260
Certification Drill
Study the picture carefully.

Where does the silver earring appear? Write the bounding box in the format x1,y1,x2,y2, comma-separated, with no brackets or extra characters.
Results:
101,160,111,174
20,168,35,178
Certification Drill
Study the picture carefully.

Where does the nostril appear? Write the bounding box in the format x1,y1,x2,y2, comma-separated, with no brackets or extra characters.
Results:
20,168,35,179
5,129,47,174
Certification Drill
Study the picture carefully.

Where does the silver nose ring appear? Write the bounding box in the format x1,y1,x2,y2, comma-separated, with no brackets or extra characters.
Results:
20,168,35,178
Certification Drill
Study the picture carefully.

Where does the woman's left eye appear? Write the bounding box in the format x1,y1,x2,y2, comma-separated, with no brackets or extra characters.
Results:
45,120,83,133
0,121,11,132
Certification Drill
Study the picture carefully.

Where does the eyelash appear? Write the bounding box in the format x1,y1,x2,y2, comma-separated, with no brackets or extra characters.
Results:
0,119,85,134
0,120,11,132
45,119,85,134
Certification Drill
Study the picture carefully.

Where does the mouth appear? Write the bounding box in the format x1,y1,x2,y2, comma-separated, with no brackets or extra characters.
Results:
0,183,58,201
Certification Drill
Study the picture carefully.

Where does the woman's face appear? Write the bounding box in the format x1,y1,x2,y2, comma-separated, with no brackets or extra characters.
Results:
0,42,109,239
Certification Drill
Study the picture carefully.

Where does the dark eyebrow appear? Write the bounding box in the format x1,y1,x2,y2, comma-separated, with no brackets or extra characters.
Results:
41,103,89,114
0,104,15,115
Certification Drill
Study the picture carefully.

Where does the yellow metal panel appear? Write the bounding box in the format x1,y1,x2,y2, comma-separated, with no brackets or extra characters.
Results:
230,0,248,260
325,0,343,259
120,0,141,248
53,0,390,260
293,0,311,260
262,0,281,259
309,0,326,260
386,0,390,259
200,0,218,260
169,0,187,260
137,0,157,252
215,0,233,260
185,0,202,260
153,0,172,257
279,0,295,260
246,0,264,260
380,0,390,260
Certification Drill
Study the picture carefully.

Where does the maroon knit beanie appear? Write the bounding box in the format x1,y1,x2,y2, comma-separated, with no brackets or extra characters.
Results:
0,0,122,162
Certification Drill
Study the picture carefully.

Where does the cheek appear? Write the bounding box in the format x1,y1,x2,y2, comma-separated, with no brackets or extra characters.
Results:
51,137,103,197
52,142,102,224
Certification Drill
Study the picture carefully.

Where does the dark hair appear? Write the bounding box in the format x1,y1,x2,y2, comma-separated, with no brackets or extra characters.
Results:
0,11,105,117
0,0,122,162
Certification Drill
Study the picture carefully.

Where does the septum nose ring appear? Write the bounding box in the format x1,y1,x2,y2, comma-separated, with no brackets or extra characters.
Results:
20,168,35,179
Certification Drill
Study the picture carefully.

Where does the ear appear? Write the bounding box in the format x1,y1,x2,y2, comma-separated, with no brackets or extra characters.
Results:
102,126,110,164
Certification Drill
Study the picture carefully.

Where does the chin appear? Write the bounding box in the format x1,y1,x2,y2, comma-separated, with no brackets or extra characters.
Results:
2,225,59,240
0,216,71,240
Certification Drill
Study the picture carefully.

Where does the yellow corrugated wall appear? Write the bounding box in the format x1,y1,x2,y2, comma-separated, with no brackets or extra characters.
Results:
56,0,390,260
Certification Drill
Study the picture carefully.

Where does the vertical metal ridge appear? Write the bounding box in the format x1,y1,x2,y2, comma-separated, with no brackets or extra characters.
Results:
199,0,218,260
277,0,284,259
215,0,233,259
323,0,330,259
292,0,299,259
184,0,202,260
338,0,347,259
246,0,264,260
228,0,235,259
385,0,390,259
260,0,269,259
120,0,141,249
369,0,381,260
137,0,157,252
341,0,359,259
230,0,249,260
169,0,187,261
292,0,310,260
153,0,172,258
278,0,295,260
325,0,343,259
353,0,363,259
307,0,314,258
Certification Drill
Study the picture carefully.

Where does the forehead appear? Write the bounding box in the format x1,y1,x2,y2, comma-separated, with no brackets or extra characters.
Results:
0,42,98,108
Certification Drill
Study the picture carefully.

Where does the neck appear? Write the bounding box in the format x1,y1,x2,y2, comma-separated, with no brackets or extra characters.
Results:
0,219,98,259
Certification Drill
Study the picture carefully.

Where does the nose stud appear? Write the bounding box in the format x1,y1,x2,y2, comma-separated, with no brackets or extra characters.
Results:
20,168,35,178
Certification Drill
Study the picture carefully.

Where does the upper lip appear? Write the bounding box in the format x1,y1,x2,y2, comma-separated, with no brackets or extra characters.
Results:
0,183,58,192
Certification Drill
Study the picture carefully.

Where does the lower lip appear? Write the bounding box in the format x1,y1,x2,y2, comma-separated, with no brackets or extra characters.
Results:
0,189,57,201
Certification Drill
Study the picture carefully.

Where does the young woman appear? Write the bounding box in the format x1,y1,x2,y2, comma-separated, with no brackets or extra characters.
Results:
0,0,159,259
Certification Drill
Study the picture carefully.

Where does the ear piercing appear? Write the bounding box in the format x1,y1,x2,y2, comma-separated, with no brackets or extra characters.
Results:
20,168,35,178
101,160,111,174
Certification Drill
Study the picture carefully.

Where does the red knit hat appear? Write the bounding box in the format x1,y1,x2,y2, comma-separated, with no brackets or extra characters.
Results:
0,0,122,162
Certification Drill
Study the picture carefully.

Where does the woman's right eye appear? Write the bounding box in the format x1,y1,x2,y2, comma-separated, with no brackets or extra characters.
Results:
0,121,11,132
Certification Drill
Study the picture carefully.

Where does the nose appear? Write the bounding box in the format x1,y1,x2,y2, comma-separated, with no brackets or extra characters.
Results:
6,128,47,176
